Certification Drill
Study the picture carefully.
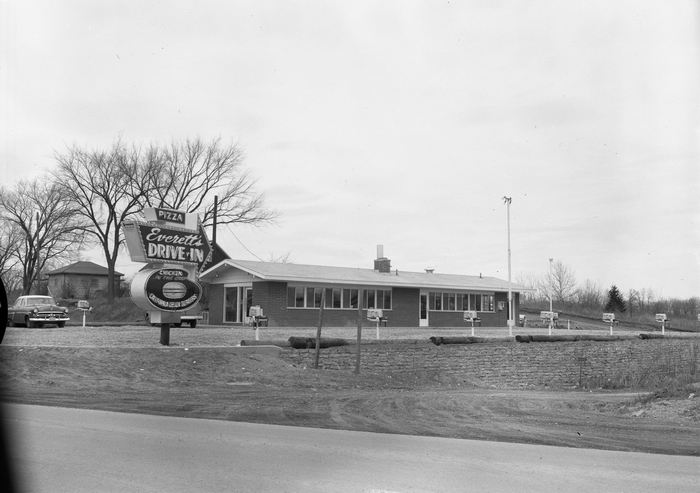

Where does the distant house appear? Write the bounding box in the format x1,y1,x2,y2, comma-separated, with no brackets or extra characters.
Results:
47,261,123,299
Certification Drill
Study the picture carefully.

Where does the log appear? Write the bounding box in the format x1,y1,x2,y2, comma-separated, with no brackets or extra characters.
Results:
639,333,665,340
288,336,349,349
430,336,513,345
239,340,291,347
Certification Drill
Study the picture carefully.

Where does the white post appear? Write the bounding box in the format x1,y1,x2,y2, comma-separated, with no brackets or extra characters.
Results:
376,318,380,340
610,321,613,336
471,319,475,337
503,196,514,337
567,319,570,330
255,320,259,341
662,320,665,335
82,310,86,328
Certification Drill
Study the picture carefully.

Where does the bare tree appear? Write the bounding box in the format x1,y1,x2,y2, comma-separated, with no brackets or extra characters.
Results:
576,279,604,308
53,141,160,301
546,259,577,302
140,137,276,229
515,272,541,302
0,179,85,294
0,219,20,280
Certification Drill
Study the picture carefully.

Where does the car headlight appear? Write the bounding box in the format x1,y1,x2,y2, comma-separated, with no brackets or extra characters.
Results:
62,307,68,314
32,308,38,314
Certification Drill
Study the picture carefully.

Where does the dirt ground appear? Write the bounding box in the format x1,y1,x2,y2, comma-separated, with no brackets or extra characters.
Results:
1,325,699,456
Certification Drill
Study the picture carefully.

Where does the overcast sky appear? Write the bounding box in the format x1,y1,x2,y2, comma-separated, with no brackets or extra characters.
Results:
1,1,699,299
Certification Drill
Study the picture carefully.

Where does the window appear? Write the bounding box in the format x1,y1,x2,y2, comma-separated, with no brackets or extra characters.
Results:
364,290,376,309
446,293,456,311
333,288,341,308
428,291,495,312
348,288,359,308
287,286,390,310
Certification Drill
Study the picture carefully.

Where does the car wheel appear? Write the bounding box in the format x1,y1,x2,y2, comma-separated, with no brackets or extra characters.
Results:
7,317,13,327
25,316,34,328
189,320,197,328
57,322,65,328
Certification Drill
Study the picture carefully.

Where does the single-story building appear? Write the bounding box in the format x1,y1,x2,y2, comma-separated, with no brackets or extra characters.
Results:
47,261,123,299
199,249,525,328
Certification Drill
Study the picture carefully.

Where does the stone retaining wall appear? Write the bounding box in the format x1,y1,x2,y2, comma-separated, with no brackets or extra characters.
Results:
279,337,700,389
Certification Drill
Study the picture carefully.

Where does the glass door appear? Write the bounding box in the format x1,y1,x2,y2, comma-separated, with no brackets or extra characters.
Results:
224,285,253,323
419,291,428,327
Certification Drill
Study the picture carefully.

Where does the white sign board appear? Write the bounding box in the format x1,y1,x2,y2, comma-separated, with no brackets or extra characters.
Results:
540,311,558,320
603,313,615,323
367,308,383,320
463,310,478,321
249,305,264,317
655,313,667,322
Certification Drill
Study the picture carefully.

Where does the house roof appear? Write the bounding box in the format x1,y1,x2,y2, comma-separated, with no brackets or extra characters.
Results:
200,258,527,293
47,261,124,277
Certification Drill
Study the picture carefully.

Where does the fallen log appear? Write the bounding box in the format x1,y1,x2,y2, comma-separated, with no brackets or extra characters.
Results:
516,334,635,343
287,336,349,349
639,333,665,340
430,336,512,345
239,340,291,347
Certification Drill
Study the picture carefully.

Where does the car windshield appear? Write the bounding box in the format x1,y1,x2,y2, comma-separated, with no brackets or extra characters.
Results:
24,296,56,306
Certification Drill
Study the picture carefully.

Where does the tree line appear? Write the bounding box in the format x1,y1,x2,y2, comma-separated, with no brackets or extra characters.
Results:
0,138,275,301
518,259,699,320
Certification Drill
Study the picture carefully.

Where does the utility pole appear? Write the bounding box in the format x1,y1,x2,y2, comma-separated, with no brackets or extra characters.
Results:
549,257,554,335
503,196,514,336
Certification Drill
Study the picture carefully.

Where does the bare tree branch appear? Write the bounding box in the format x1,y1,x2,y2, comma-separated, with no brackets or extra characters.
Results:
0,178,86,294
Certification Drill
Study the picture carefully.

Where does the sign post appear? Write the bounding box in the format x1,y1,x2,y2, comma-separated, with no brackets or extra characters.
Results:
464,310,478,336
655,313,667,335
540,311,557,336
367,309,383,340
603,313,615,335
76,300,92,328
123,207,211,345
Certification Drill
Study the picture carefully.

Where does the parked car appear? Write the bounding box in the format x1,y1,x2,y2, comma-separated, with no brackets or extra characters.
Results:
7,295,70,328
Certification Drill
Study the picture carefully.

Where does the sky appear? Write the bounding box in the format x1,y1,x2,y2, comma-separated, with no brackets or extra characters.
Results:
1,0,699,299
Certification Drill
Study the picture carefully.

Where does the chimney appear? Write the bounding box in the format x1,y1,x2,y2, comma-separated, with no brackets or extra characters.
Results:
373,244,391,273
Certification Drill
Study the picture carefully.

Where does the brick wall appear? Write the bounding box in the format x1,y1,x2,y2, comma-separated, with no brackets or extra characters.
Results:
280,338,700,389
252,282,421,328
208,285,224,324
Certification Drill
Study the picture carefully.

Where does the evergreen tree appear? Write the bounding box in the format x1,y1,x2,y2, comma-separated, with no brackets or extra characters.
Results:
605,285,626,313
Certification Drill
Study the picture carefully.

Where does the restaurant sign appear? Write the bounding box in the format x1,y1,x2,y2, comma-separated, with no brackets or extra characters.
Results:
123,222,212,271
131,268,202,312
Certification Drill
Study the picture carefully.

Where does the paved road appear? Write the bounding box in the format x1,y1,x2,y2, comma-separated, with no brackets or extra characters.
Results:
2,404,699,492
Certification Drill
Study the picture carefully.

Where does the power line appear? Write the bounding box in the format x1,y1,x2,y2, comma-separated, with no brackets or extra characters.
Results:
224,223,264,261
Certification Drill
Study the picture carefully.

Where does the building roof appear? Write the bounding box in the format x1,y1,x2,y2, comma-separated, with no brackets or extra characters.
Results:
200,258,527,293
47,261,124,277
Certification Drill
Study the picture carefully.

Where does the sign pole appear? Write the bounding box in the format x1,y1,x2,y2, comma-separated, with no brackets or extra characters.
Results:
160,323,170,346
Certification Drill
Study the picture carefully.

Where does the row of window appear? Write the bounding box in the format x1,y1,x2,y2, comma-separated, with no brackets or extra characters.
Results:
286,287,392,310
429,292,495,312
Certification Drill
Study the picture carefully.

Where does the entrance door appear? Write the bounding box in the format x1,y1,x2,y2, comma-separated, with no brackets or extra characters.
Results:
419,291,429,327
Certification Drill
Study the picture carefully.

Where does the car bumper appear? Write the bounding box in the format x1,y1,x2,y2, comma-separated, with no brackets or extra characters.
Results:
28,316,70,323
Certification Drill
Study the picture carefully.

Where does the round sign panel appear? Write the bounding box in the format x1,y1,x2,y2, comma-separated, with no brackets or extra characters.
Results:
131,268,202,312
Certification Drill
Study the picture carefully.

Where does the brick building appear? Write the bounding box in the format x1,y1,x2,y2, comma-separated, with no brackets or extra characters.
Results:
199,248,525,328
47,261,123,299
